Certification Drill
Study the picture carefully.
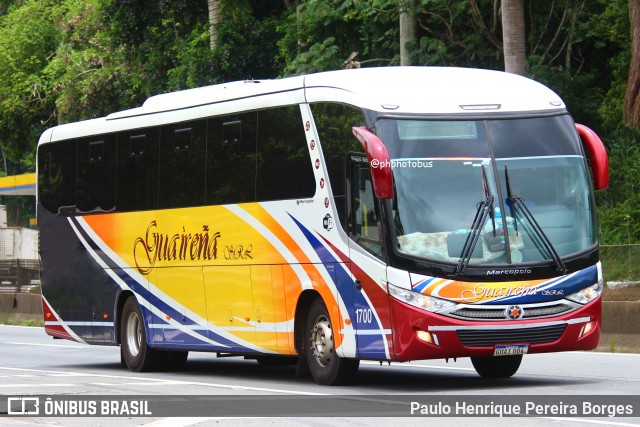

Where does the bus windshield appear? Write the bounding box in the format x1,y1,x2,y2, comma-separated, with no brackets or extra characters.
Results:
378,115,597,267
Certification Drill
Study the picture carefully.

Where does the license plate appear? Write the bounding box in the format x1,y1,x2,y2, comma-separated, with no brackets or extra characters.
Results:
493,344,528,356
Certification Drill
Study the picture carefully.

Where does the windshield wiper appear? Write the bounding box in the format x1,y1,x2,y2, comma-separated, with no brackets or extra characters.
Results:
455,166,493,275
504,166,568,274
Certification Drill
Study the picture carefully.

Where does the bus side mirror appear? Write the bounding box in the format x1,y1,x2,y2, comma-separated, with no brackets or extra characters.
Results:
575,123,609,191
351,126,394,199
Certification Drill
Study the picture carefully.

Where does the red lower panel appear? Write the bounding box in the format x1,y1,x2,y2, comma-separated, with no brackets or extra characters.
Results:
42,296,81,342
389,296,601,361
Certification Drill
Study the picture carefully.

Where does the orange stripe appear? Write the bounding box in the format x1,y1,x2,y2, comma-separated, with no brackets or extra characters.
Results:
239,203,346,348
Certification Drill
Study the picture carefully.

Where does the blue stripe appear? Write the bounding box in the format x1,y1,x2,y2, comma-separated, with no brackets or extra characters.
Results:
288,214,386,357
413,277,437,293
484,264,599,305
76,219,258,352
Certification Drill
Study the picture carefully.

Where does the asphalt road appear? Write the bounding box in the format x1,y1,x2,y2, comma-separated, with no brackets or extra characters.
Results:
0,325,638,426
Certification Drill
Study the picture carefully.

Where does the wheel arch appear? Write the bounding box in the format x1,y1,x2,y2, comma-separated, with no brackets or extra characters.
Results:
114,290,134,345
293,289,322,356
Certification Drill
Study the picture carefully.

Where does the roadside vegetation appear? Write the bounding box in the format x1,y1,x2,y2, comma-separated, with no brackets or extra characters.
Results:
0,0,637,273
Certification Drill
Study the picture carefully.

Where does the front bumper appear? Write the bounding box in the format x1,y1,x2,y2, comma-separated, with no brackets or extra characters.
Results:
389,295,601,361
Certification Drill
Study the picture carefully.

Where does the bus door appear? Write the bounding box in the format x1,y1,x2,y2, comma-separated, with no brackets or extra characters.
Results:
347,154,390,360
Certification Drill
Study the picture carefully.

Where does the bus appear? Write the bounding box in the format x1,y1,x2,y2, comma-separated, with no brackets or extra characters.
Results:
37,67,609,385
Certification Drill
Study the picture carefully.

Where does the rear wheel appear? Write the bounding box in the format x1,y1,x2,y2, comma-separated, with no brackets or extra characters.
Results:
120,296,162,372
305,297,359,385
471,355,523,378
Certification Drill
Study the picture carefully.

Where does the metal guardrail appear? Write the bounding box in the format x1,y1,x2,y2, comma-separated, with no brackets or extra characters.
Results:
0,259,40,293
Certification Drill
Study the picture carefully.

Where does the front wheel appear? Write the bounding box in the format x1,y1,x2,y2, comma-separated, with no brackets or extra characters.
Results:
305,297,359,385
471,355,522,378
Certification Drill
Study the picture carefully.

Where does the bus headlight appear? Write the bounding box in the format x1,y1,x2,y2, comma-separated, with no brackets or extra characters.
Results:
566,282,602,304
388,283,456,313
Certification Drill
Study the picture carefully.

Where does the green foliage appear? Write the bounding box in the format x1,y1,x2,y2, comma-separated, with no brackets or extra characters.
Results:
412,0,502,68
596,128,640,244
0,0,636,249
277,0,399,76
210,9,282,82
591,0,631,130
600,246,640,282
0,195,35,227
45,0,141,122
0,0,61,172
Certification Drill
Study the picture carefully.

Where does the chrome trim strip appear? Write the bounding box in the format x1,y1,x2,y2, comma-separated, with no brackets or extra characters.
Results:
439,299,582,321
428,316,591,332
339,329,393,335
45,321,115,327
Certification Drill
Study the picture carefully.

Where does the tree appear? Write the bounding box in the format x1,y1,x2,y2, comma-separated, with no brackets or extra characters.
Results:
45,1,139,123
0,0,61,172
208,0,221,50
624,0,640,127
207,0,250,50
501,0,526,75
399,0,416,65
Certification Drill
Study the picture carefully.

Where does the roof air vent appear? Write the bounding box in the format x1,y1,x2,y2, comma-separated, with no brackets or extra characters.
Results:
459,104,501,111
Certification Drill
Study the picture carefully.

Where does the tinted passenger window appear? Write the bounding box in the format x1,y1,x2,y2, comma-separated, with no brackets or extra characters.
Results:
206,112,257,205
256,106,315,201
76,134,116,213
159,120,207,209
37,141,76,214
117,128,159,211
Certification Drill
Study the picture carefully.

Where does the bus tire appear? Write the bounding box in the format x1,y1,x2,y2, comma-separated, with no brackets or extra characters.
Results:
471,355,522,378
120,295,161,372
305,297,359,385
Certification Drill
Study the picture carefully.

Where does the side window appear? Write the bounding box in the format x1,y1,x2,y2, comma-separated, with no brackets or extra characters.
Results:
159,120,207,209
206,112,257,205
256,106,315,201
76,134,116,213
350,156,383,257
117,128,159,212
310,103,367,230
37,140,76,214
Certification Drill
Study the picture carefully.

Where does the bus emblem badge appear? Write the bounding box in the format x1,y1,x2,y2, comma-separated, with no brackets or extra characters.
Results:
323,214,334,231
506,305,524,320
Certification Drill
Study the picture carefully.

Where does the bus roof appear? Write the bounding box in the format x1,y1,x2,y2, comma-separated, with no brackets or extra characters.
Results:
303,67,565,115
39,67,565,144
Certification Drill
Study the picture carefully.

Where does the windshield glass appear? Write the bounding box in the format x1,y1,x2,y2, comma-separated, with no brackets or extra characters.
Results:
379,115,596,266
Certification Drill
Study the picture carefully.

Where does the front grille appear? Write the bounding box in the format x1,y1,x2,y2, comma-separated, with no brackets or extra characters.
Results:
448,303,573,321
457,324,567,347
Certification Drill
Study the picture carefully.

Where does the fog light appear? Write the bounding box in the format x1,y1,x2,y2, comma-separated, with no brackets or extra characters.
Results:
579,321,595,338
416,330,439,346
416,330,433,344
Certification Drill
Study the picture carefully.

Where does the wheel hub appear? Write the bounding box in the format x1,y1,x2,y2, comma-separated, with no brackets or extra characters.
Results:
310,315,333,367
126,312,141,357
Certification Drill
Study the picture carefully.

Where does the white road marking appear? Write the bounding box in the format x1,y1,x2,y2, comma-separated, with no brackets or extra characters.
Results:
0,366,327,395
361,360,476,371
142,418,214,427
4,341,91,348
